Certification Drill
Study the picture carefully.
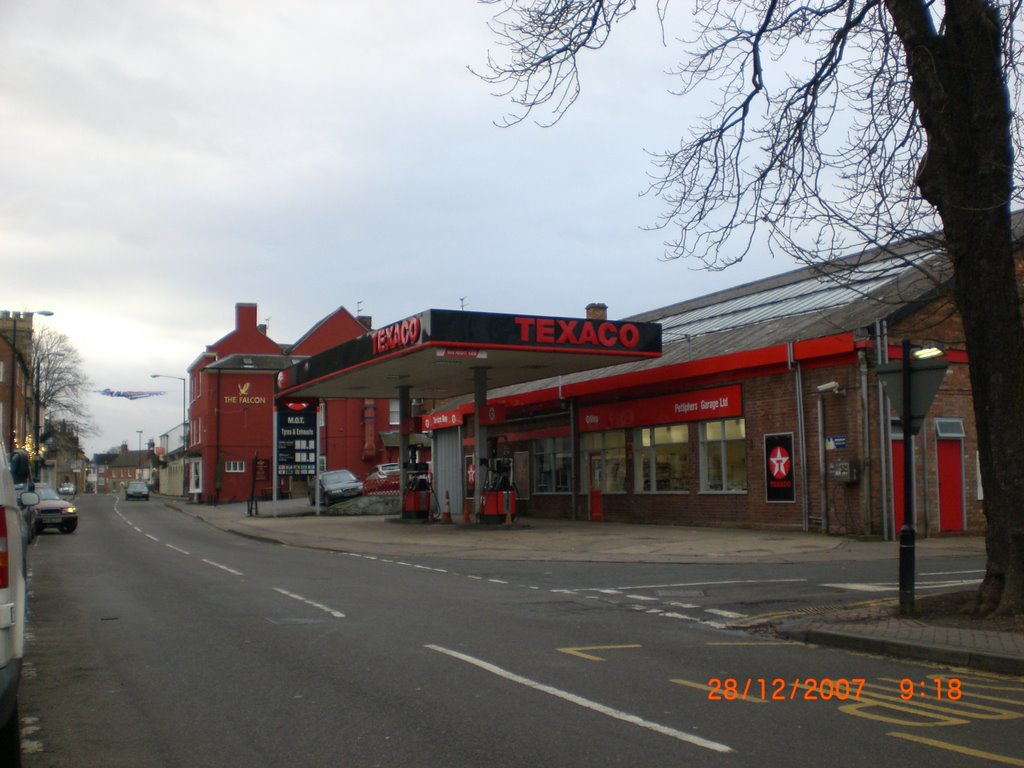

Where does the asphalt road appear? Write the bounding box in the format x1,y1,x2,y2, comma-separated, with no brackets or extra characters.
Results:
19,494,1023,767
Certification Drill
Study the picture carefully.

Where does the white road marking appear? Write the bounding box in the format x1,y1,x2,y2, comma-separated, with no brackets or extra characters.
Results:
273,588,345,618
822,578,980,593
425,645,732,753
588,578,807,591
145,534,159,542
166,544,191,555
705,608,747,619
202,558,243,576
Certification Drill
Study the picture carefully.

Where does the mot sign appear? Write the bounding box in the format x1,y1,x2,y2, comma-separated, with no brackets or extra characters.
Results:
277,402,317,476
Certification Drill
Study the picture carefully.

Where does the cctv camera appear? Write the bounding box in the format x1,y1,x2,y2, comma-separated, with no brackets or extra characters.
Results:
816,381,840,393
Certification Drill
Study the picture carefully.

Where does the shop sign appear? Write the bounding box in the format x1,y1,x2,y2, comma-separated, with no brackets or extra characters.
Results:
422,409,464,431
765,433,795,503
224,381,267,405
578,384,742,432
513,316,642,350
371,316,422,355
479,404,506,425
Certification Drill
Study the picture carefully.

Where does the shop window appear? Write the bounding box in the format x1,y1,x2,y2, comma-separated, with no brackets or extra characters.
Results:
580,431,628,493
389,399,400,426
700,419,747,493
533,436,572,493
225,460,246,473
636,424,689,493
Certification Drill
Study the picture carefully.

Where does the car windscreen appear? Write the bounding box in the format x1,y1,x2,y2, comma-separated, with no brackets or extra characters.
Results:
322,471,357,484
37,487,61,501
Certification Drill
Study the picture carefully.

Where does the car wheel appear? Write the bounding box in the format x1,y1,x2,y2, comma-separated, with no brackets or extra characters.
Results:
60,522,77,534
0,700,22,768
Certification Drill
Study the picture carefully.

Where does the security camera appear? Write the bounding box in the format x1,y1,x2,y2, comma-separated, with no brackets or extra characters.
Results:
816,381,841,393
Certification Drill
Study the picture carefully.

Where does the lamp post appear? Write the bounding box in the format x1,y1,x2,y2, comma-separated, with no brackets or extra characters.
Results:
877,339,948,616
152,374,187,497
150,374,187,450
136,429,143,479
2,309,53,451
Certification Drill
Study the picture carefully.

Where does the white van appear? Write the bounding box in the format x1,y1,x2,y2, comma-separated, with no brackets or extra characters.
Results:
0,448,37,766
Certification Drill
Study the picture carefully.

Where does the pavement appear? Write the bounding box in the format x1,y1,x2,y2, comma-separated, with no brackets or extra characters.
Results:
160,494,1023,676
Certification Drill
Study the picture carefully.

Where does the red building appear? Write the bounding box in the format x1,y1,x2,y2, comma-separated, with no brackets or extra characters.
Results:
186,303,406,504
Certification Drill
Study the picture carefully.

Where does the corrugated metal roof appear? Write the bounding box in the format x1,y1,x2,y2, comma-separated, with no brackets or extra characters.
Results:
485,239,954,402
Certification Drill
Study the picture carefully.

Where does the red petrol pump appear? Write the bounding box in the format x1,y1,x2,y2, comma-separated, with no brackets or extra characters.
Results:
401,462,434,520
478,458,516,524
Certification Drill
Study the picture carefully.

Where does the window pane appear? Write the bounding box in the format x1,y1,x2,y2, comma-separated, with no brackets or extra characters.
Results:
703,442,724,491
605,446,626,492
658,441,689,491
724,419,746,440
725,440,747,491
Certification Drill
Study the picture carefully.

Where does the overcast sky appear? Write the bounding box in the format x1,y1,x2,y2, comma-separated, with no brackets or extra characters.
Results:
2,1,794,457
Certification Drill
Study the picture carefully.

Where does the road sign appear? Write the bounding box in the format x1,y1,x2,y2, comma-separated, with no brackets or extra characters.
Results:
877,358,949,435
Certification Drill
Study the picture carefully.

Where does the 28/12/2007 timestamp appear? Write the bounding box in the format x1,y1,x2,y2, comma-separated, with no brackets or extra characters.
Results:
707,677,963,701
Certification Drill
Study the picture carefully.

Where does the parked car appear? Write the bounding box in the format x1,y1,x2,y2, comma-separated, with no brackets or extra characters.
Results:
57,482,76,497
125,480,149,501
2,449,38,764
308,469,363,505
29,484,78,534
362,463,401,494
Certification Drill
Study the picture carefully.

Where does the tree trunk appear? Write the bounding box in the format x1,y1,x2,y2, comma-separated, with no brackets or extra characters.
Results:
887,0,1024,614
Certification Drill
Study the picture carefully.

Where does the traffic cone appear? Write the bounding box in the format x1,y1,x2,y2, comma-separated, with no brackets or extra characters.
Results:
441,491,453,524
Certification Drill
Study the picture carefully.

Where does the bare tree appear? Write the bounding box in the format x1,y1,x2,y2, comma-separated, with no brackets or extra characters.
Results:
481,0,1024,615
32,325,94,435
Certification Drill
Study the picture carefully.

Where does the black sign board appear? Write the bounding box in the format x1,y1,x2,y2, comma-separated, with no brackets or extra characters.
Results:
277,402,317,476
765,433,796,503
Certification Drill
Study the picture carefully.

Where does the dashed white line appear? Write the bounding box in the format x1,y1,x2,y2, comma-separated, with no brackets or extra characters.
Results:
202,559,243,576
273,588,345,618
166,544,191,555
425,645,732,753
145,534,160,542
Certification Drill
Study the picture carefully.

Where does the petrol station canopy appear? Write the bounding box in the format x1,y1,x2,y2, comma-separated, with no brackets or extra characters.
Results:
276,309,662,402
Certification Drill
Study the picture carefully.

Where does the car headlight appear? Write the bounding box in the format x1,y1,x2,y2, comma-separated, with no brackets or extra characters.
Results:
65,506,77,514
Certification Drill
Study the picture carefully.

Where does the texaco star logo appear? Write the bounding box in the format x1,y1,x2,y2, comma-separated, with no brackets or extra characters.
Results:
768,446,791,479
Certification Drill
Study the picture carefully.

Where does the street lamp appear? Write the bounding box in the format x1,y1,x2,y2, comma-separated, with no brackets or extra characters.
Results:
2,309,53,451
151,374,187,450
878,339,948,616
136,429,143,479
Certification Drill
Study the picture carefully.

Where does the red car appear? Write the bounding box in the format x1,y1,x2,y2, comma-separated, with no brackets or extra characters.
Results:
362,463,400,495
29,485,78,534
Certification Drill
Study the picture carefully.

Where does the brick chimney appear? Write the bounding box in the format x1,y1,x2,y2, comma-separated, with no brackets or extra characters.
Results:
357,315,373,331
585,303,608,320
236,303,258,331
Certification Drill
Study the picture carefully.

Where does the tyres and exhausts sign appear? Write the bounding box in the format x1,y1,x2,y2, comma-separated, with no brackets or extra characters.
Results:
276,402,317,476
